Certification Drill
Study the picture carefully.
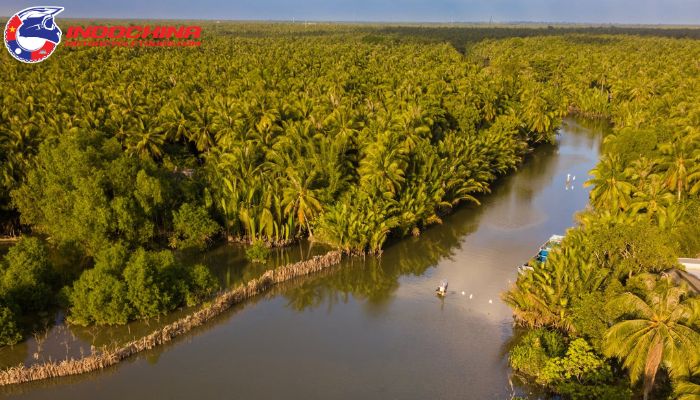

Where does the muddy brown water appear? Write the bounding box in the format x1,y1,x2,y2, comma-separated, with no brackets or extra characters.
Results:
1,117,604,399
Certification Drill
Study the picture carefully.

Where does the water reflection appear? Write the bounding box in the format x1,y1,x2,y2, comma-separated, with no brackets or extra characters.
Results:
2,118,603,400
284,203,486,311
279,118,602,316
0,240,329,370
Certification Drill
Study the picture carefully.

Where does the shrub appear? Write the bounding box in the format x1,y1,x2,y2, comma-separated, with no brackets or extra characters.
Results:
169,203,220,250
123,249,179,319
66,268,132,326
10,132,189,255
511,331,631,400
245,240,270,263
570,282,623,352
0,237,52,312
541,339,631,400
509,329,565,378
67,245,220,325
0,304,22,346
185,264,219,306
580,219,678,278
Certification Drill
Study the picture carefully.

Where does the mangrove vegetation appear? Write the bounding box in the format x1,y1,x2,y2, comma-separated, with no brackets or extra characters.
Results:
0,22,699,398
482,36,700,399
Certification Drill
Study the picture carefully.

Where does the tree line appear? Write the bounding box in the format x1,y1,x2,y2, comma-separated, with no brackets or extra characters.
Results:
0,25,564,345
475,35,700,399
1,25,698,399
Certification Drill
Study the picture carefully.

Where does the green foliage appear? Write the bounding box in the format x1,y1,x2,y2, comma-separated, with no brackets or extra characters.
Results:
674,199,700,257
10,130,208,255
123,249,182,319
245,241,271,263
544,339,632,400
503,235,611,334
185,264,220,306
0,25,697,400
509,329,566,378
169,203,220,250
604,128,658,164
540,338,613,384
510,331,631,400
67,245,219,326
578,218,679,279
0,236,54,344
604,276,700,398
674,372,700,400
316,189,399,255
484,34,700,398
0,237,52,312
66,243,133,326
0,304,22,346
553,377,632,400
569,283,622,352
66,266,132,326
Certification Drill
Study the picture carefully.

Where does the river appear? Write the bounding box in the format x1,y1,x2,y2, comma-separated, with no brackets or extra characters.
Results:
1,117,604,399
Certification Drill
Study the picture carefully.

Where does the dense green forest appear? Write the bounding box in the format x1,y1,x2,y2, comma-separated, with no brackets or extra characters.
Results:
1,23,699,398
0,23,567,336
480,36,700,399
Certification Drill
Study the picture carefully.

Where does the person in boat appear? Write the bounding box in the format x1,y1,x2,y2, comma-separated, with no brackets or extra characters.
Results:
436,280,448,296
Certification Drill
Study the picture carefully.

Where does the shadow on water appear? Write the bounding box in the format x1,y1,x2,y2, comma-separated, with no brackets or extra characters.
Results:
1,117,604,400
280,126,577,315
283,202,486,312
0,240,330,370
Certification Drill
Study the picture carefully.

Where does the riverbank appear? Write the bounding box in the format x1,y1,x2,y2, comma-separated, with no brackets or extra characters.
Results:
0,250,341,386
0,117,603,399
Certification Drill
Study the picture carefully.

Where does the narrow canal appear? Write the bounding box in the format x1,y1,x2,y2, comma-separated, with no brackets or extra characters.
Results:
1,117,604,399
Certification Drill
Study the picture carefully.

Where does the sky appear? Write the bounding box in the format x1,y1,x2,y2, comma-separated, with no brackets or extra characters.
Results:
1,0,699,25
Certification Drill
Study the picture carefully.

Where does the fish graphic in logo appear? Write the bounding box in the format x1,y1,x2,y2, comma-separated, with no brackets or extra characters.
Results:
4,6,64,63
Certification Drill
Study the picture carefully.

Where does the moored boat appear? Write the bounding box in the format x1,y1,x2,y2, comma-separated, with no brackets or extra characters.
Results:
517,234,564,275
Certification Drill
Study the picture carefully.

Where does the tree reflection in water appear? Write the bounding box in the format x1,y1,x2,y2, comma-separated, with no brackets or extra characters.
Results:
283,201,487,311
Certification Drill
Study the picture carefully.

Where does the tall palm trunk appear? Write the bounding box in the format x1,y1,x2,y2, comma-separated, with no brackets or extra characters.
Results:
643,338,663,400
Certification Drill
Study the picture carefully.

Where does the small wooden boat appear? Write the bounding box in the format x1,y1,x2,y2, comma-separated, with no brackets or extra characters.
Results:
436,280,448,296
517,234,564,275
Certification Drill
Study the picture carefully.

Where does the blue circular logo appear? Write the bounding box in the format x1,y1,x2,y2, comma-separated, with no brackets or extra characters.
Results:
4,6,64,63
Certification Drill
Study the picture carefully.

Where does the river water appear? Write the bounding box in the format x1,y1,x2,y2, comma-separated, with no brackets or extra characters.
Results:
1,117,604,399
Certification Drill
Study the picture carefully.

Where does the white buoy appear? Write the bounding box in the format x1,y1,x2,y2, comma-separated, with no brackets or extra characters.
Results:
469,294,473,299
461,291,465,296
489,299,493,304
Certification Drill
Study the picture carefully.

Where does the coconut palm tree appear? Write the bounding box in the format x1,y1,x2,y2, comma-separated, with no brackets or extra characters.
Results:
282,168,322,236
628,157,658,193
659,131,699,202
629,175,675,220
604,277,700,400
126,118,166,160
674,374,700,400
502,241,609,334
585,154,636,211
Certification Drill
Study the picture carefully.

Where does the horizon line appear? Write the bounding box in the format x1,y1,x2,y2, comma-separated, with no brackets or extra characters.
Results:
1,16,699,27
